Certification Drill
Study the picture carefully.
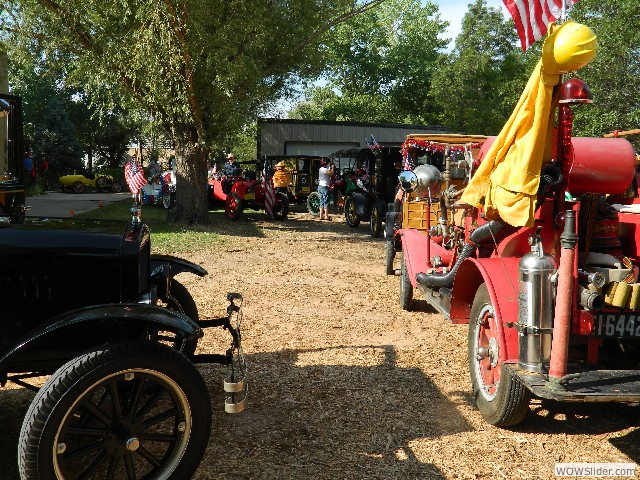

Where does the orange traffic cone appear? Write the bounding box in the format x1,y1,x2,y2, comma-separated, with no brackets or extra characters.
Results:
70,209,75,216
98,201,104,208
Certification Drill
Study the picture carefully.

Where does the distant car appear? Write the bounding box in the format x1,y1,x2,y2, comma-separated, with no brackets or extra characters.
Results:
141,169,176,208
59,172,122,193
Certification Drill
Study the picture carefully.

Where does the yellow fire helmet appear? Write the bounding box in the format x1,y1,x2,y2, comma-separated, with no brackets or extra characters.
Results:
542,20,597,74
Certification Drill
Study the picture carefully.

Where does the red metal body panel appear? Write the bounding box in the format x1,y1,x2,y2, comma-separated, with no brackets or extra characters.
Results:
567,137,635,195
451,257,521,362
399,229,453,287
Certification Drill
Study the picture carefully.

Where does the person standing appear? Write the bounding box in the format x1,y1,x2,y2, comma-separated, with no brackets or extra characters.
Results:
23,151,35,187
38,155,49,191
318,157,334,221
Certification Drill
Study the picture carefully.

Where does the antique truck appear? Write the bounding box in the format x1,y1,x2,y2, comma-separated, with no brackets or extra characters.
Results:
396,22,640,427
0,96,247,478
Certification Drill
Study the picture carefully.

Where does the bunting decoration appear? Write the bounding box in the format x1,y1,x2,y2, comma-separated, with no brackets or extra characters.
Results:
401,139,484,170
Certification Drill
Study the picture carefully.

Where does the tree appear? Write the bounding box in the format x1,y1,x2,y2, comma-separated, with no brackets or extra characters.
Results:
32,97,84,179
290,0,449,124
2,0,386,223
430,0,531,135
568,0,640,148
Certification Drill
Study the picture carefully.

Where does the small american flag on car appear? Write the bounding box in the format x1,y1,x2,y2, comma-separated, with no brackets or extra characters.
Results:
125,156,147,193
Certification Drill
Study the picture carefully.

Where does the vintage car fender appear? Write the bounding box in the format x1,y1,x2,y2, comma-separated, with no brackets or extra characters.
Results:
0,303,203,369
450,257,520,362
150,255,207,298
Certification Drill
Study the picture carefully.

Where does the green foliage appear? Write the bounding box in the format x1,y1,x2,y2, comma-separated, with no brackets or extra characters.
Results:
291,0,448,124
430,0,530,135
32,97,84,178
568,0,640,148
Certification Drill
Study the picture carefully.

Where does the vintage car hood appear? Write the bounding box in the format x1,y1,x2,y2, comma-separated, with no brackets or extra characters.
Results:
0,217,131,253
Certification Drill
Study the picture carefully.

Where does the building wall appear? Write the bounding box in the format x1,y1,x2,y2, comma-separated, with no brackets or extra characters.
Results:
258,118,450,158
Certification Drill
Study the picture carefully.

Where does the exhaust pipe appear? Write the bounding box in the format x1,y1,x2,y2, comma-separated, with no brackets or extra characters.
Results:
416,220,516,288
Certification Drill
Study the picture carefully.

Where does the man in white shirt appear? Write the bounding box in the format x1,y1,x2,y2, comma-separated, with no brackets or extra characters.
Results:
318,157,334,221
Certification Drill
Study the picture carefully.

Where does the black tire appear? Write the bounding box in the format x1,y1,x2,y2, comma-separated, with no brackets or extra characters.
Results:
157,279,200,357
370,199,383,238
225,192,242,220
111,181,122,193
162,191,172,209
385,240,396,275
273,192,289,220
400,253,413,310
468,283,531,427
344,196,360,228
18,341,212,480
72,182,85,194
96,176,108,189
62,185,73,194
307,191,320,216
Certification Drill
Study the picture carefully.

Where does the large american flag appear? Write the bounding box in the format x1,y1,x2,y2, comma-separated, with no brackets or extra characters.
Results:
503,0,581,52
125,156,147,193
262,160,276,219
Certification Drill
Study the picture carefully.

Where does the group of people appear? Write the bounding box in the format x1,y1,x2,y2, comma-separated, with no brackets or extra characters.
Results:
23,152,49,190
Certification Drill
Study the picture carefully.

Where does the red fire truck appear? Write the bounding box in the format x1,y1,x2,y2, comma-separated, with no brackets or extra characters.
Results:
396,75,640,427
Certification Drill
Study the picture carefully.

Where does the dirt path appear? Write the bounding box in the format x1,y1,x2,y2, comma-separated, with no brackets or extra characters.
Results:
0,207,639,479
186,209,640,479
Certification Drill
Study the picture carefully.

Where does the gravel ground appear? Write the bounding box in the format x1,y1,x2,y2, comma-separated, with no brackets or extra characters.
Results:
1,206,640,479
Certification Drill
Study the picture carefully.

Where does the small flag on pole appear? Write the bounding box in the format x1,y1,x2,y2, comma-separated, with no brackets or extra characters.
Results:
370,134,380,149
125,155,147,194
502,0,581,52
262,161,276,219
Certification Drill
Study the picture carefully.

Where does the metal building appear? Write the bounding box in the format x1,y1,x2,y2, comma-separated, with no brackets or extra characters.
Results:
257,118,450,159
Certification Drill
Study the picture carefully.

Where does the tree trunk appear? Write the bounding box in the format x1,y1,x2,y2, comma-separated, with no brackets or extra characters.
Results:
170,130,208,224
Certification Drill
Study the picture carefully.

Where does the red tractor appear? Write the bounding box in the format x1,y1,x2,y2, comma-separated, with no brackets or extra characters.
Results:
397,67,640,427
224,177,288,221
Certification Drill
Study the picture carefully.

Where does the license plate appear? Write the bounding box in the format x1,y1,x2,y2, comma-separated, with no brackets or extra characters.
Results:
595,313,640,337
243,193,255,200
301,187,310,193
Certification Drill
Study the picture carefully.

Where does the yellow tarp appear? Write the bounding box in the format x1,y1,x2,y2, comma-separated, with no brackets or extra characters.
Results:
459,21,597,227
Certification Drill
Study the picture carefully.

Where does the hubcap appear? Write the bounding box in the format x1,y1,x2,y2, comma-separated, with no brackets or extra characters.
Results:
474,304,501,401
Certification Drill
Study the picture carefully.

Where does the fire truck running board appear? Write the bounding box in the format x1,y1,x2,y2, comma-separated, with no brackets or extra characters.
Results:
416,285,451,320
506,364,640,402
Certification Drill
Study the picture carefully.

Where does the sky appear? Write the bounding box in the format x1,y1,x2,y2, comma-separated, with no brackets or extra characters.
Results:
435,0,507,47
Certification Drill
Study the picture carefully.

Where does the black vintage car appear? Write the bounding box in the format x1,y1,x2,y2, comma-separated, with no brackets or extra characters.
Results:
0,214,246,479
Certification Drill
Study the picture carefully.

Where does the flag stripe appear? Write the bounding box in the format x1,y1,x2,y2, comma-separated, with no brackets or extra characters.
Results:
503,0,580,52
125,157,147,193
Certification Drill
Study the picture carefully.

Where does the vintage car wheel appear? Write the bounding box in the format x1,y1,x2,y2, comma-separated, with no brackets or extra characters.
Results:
399,253,413,310
370,199,384,238
96,176,108,189
18,341,211,480
62,185,73,194
385,240,396,276
72,181,85,194
468,283,531,427
344,196,360,228
307,191,320,216
111,181,122,193
225,192,243,221
157,279,200,357
273,192,289,220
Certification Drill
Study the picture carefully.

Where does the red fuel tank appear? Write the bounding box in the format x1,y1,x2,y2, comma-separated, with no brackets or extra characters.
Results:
567,137,636,195
475,136,635,196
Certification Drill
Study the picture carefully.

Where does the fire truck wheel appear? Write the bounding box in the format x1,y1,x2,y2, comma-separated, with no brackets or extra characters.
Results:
468,283,530,427
307,192,320,216
400,253,413,310
370,199,383,238
225,192,243,220
385,240,396,275
18,341,211,480
344,196,360,228
273,192,289,220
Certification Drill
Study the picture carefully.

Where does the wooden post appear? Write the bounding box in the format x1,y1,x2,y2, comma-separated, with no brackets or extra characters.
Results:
0,49,9,173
